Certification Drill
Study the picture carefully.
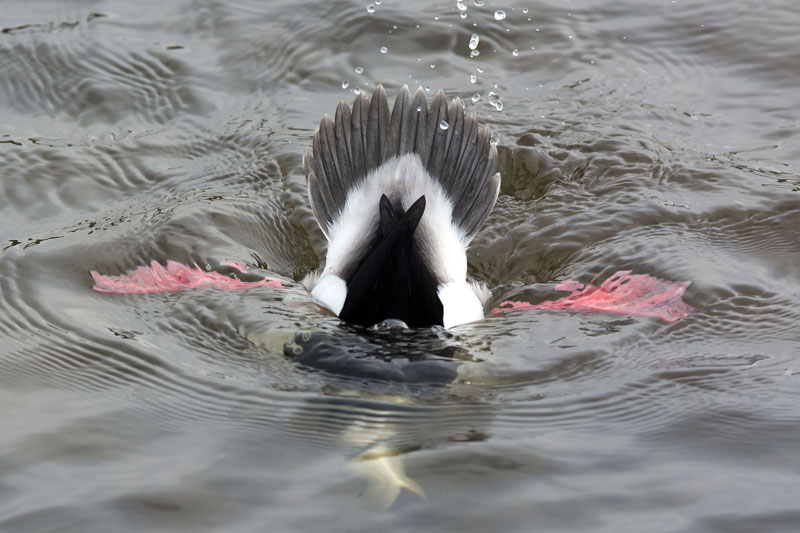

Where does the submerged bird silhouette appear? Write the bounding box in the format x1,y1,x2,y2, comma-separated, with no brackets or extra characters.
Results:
90,86,693,325
300,84,499,329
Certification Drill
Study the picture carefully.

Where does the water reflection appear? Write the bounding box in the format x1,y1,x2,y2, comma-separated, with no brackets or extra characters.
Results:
289,392,493,508
276,321,490,507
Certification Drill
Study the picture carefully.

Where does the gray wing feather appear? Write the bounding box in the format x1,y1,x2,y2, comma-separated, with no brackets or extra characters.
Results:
308,131,332,217
365,85,390,173
453,126,496,237
318,114,346,209
426,90,449,181
334,101,353,189
350,92,369,183
410,87,429,164
450,111,478,193
441,98,465,198
304,84,499,240
384,85,408,160
306,169,332,234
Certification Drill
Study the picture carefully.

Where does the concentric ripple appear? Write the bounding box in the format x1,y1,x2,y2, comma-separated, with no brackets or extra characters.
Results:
1,0,800,530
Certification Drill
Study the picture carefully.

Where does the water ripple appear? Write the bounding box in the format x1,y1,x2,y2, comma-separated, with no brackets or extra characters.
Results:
2,0,800,527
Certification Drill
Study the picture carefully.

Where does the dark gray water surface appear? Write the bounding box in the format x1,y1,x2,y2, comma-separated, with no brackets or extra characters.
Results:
2,0,800,531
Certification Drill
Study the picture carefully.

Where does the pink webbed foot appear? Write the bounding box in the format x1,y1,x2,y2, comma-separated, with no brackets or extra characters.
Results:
492,270,693,323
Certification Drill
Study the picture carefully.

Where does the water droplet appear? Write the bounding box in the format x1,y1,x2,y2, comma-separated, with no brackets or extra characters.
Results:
494,10,506,20
512,48,519,56
367,4,376,14
473,0,484,6
469,34,480,50
375,0,381,4
430,63,436,69
476,66,484,73
439,120,449,130
471,93,481,102
342,80,350,89
434,15,439,20
354,87,362,95
522,7,528,13
416,106,422,112
460,12,467,18
470,49,480,58
494,100,504,111
470,74,477,83
380,46,388,53
457,1,467,11
355,66,364,74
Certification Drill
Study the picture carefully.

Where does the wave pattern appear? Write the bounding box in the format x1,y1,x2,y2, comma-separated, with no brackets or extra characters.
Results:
1,0,800,530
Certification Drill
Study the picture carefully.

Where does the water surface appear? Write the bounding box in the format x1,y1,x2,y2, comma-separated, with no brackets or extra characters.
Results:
1,0,799,531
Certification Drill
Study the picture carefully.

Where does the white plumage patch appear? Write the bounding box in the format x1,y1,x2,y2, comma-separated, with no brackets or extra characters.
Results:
309,274,346,315
323,154,467,279
437,282,485,329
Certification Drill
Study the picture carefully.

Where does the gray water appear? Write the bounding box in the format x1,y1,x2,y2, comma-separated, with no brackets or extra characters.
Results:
2,0,800,531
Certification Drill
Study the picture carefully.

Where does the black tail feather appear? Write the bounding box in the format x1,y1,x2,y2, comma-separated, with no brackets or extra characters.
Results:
339,195,444,328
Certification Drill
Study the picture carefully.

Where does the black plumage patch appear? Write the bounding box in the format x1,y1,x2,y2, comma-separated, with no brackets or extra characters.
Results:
339,194,444,328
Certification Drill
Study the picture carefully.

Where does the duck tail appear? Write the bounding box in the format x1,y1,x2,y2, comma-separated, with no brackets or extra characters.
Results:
303,84,500,242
